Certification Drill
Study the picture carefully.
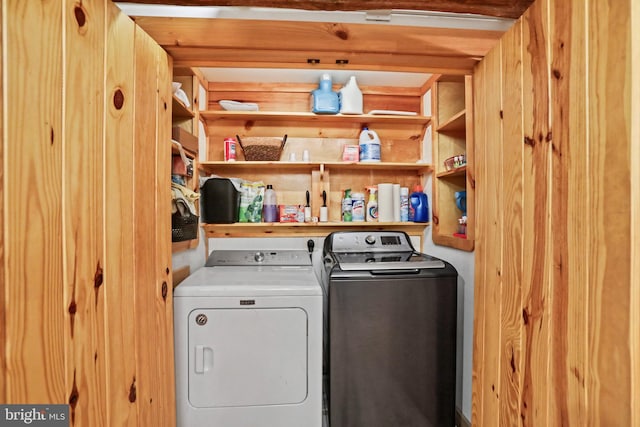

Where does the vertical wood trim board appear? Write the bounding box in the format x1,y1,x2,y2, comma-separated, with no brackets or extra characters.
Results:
156,43,177,427
631,2,640,426
4,0,65,403
549,0,588,424
0,0,6,403
2,0,175,425
499,19,524,427
104,3,139,426
587,0,632,424
63,0,107,424
472,0,637,424
470,58,487,425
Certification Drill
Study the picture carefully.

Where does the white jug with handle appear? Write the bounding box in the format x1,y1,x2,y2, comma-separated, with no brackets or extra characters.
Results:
359,127,381,162
339,76,363,115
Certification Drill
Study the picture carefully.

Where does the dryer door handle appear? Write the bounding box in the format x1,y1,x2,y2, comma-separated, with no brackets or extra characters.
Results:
195,345,214,374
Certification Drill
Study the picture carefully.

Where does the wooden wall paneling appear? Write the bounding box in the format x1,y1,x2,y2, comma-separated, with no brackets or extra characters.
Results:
520,1,552,425
632,3,640,426
0,0,5,403
587,0,633,424
463,75,475,244
479,41,504,427
156,42,177,426
4,0,65,403
133,26,162,425
470,58,487,426
63,0,107,424
104,3,139,426
549,0,588,424
498,20,523,426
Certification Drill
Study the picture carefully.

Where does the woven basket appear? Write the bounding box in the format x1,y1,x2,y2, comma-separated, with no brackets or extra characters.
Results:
237,134,287,161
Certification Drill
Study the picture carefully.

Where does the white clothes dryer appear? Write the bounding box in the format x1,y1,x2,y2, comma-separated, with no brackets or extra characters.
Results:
174,250,322,427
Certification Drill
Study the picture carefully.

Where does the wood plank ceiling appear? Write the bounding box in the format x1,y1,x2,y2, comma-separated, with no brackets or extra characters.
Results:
120,0,533,73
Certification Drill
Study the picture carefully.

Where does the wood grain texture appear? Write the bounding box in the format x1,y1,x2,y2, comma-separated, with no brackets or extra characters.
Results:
473,0,638,424
113,0,533,19
104,3,139,426
632,4,640,427
63,0,108,424
587,0,632,424
2,1,175,424
156,42,177,427
549,0,588,424
0,0,5,403
133,16,503,73
498,20,523,427
520,1,552,425
133,25,161,426
479,41,503,427
4,0,66,403
470,57,487,426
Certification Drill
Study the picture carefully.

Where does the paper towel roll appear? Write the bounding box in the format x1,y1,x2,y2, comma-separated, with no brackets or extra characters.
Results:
378,183,394,222
393,184,401,222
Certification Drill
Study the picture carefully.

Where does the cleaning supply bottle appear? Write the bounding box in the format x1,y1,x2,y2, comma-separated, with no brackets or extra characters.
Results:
342,189,353,222
339,76,363,115
359,127,381,162
311,73,340,114
366,186,378,222
400,187,409,222
263,184,277,222
410,184,429,223
351,192,366,222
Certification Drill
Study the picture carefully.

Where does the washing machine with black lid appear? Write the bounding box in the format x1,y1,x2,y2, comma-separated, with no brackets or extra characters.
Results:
321,231,458,427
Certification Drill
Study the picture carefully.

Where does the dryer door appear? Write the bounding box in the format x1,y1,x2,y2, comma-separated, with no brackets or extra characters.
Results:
188,308,308,408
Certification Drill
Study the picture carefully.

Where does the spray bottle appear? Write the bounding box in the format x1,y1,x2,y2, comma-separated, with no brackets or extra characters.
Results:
366,186,378,222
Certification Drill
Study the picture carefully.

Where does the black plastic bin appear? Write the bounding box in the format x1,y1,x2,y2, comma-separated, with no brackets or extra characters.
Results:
201,178,240,224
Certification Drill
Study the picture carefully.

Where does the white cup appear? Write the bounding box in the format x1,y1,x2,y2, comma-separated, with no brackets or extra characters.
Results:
289,152,297,162
302,150,310,162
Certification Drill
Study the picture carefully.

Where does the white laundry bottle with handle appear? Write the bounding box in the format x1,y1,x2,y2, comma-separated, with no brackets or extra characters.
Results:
359,127,381,162
339,76,363,115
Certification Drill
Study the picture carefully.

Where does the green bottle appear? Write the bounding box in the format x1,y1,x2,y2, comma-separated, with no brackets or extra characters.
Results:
342,189,353,222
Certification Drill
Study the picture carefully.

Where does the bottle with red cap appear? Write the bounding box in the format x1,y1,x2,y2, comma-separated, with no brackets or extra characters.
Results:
410,184,429,223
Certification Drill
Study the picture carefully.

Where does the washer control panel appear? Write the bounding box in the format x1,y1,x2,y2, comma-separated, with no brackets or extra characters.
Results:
327,231,414,253
206,250,312,266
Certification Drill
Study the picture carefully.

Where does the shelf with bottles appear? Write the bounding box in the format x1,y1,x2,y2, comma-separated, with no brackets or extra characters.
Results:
200,77,432,238
430,74,474,251
202,221,428,238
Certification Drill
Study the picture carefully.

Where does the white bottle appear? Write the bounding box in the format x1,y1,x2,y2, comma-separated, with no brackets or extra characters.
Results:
359,127,381,162
351,192,365,222
339,76,363,115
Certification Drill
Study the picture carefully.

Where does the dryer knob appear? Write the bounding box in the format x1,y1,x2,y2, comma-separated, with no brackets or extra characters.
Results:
365,235,376,245
254,251,265,263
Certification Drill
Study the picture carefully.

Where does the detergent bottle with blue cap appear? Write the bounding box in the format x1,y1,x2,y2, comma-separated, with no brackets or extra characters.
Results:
410,184,429,223
311,73,340,114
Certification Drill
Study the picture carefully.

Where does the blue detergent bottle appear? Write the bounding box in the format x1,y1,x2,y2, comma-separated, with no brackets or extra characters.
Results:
410,184,429,223
311,73,340,114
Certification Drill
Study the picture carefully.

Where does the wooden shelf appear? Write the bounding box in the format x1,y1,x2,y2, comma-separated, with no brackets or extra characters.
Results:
200,110,430,126
436,165,467,178
432,233,474,251
436,109,466,133
200,160,432,174
202,221,430,238
172,95,195,119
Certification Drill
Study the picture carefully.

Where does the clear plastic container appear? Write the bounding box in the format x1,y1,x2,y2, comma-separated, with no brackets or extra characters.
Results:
263,184,278,222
